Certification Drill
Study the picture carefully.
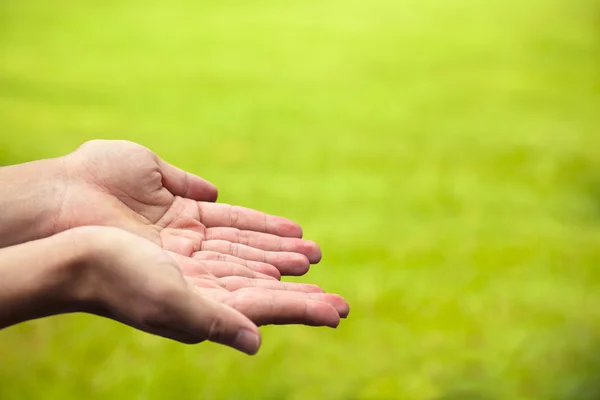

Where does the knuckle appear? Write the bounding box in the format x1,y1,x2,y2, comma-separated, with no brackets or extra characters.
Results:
139,302,174,328
78,139,106,150
207,316,227,343
229,242,239,257
230,206,240,226
240,230,250,246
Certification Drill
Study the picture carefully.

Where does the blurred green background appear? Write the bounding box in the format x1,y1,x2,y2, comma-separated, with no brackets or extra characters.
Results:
1,0,600,399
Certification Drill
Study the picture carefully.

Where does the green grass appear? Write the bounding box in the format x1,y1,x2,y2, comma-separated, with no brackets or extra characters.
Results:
1,0,600,398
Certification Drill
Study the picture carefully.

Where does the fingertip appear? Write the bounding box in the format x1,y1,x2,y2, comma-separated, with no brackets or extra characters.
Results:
159,158,219,202
294,225,304,239
233,329,262,355
340,305,350,319
311,294,350,318
333,300,350,318
274,218,303,238
272,269,282,281
252,263,281,280
329,317,341,328
204,184,219,202
304,240,322,264
202,299,261,355
189,179,218,202
282,254,311,276
306,300,341,328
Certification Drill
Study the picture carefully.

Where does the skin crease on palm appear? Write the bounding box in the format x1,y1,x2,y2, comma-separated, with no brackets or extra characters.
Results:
59,140,322,279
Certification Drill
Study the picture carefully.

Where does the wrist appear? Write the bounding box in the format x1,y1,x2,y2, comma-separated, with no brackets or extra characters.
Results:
0,228,96,328
50,227,114,312
0,156,68,248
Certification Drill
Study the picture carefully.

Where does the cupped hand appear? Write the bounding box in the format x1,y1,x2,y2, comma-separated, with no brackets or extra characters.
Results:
74,227,348,355
57,140,320,278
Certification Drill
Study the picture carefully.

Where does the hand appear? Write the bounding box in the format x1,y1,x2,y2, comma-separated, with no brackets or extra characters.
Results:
69,227,349,354
0,227,348,355
55,140,321,278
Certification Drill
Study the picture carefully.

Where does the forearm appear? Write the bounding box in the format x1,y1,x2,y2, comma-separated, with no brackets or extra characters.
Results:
0,158,66,248
0,231,86,328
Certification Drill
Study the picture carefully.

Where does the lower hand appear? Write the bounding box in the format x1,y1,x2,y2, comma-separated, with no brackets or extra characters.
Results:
63,227,349,354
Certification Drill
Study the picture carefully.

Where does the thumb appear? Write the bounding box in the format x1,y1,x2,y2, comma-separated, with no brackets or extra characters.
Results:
158,158,219,202
180,291,262,355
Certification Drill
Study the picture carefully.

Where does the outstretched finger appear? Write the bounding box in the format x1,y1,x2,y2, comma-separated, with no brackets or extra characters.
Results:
205,227,322,263
182,259,278,281
197,203,303,238
208,289,349,327
200,240,310,276
191,251,281,279
215,277,325,293
176,291,262,355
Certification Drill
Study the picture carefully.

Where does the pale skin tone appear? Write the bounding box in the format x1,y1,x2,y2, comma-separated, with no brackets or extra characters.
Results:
0,140,349,354
0,140,321,278
0,227,348,354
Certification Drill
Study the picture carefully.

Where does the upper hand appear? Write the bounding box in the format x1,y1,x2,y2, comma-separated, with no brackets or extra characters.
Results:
56,140,321,279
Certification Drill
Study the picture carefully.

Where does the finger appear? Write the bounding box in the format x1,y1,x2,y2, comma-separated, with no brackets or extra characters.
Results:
185,276,223,290
197,203,303,238
113,282,261,354
168,251,207,273
192,251,281,279
182,259,278,281
210,289,343,327
201,240,310,276
215,277,325,293
159,158,219,202
205,228,322,263
315,293,351,318
161,229,202,256
178,291,261,355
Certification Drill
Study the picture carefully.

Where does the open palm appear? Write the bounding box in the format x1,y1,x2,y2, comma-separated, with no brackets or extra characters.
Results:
74,227,348,355
57,140,320,279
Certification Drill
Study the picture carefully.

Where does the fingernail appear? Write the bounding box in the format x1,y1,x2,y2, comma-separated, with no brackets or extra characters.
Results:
233,329,261,355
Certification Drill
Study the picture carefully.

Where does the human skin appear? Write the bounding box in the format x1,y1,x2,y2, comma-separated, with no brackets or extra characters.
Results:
0,226,349,355
0,140,322,279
